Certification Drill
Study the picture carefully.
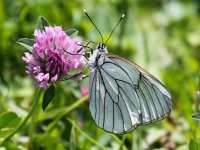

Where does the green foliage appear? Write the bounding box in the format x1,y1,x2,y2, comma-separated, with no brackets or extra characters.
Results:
0,0,200,149
66,29,79,38
0,112,21,130
37,16,49,31
43,85,55,111
16,16,48,52
0,112,21,139
192,113,200,121
17,38,35,52
189,139,200,150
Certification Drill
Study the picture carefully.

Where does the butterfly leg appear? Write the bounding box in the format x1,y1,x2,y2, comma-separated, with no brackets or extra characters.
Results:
81,74,89,80
62,47,89,60
77,41,97,54
60,71,82,81
61,63,89,81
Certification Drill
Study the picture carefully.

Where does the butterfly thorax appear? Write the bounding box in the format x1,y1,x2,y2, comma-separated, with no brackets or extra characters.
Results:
88,43,108,70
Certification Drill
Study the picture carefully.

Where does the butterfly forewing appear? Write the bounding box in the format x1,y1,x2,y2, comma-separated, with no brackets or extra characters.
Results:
89,53,172,134
108,54,172,122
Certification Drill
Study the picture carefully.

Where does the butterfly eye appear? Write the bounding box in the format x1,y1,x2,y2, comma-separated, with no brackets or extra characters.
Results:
97,43,103,49
97,43,107,53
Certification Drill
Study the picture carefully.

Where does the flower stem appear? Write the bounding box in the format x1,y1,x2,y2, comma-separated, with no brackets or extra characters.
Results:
29,89,41,149
47,95,89,132
111,134,128,150
133,128,142,150
68,119,107,150
1,88,43,145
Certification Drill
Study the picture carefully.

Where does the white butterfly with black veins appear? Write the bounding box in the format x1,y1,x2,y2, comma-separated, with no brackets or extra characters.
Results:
85,11,172,134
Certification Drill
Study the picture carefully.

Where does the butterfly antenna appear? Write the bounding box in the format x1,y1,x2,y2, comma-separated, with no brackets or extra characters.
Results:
84,9,104,43
105,14,125,45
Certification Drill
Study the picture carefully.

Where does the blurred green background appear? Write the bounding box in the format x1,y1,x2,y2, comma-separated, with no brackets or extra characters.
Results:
0,0,200,149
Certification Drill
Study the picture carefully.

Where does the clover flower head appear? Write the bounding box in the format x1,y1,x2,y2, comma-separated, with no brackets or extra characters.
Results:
23,26,86,88
80,86,89,96
197,91,200,99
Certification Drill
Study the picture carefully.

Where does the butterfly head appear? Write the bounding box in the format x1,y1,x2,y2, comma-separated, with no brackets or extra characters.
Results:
97,43,107,53
88,43,107,70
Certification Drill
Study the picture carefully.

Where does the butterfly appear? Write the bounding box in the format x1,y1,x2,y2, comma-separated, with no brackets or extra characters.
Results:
84,11,172,134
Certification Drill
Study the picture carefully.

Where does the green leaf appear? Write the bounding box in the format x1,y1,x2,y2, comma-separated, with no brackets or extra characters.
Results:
0,112,21,130
37,16,49,32
42,85,55,111
17,38,35,52
66,29,78,38
189,139,199,150
61,118,72,142
192,113,200,121
1,139,19,149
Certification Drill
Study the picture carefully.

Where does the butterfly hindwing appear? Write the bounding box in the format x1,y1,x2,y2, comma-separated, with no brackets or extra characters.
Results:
89,54,172,134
